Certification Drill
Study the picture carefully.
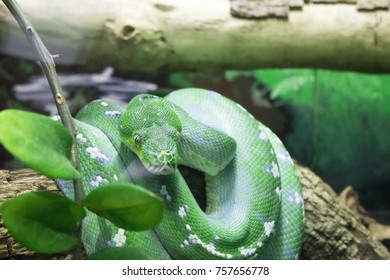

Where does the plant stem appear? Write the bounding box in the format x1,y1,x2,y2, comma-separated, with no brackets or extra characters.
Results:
2,0,85,259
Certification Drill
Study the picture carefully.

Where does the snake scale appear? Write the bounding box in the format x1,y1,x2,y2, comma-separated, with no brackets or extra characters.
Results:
58,88,305,260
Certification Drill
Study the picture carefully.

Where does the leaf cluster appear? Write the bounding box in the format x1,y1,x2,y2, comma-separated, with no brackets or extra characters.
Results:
0,110,163,259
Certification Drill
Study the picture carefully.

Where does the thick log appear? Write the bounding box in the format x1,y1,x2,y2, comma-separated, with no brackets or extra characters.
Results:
0,1,390,73
297,165,390,260
0,167,389,260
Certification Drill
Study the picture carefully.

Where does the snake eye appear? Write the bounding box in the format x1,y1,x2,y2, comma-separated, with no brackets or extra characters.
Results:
134,134,141,146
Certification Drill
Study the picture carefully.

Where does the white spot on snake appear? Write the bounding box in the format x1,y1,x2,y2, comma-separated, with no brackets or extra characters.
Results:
76,133,87,144
238,246,256,257
178,205,189,219
294,192,302,204
113,174,118,181
101,101,108,106
180,225,229,258
264,221,275,236
270,162,280,178
86,146,109,163
188,234,201,245
187,234,228,258
258,125,268,141
83,215,91,225
275,187,282,199
203,243,216,252
90,175,109,188
277,151,287,161
178,207,185,218
257,241,263,248
90,180,99,188
160,185,171,202
104,110,121,117
286,191,303,206
277,150,294,164
112,228,126,247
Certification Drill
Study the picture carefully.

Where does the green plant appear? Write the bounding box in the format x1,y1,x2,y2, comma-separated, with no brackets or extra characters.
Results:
0,109,164,259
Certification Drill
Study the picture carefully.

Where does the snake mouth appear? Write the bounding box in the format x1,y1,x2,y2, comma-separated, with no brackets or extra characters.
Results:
145,162,175,175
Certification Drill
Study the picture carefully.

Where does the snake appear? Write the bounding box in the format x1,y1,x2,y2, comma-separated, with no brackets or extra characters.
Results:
58,88,305,260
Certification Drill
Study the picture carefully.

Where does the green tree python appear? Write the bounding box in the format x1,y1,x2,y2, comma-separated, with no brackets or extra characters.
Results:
58,89,305,259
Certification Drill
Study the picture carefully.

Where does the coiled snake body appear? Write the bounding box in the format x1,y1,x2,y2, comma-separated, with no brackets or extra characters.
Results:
59,89,304,260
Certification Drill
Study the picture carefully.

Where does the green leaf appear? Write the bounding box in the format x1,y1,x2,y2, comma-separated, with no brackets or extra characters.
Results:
0,192,86,254
82,183,164,231
0,109,80,179
87,247,152,260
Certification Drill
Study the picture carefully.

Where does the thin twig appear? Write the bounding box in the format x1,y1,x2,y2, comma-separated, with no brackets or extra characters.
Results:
2,0,85,259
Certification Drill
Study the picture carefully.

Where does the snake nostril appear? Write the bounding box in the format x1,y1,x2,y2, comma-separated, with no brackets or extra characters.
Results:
157,151,173,163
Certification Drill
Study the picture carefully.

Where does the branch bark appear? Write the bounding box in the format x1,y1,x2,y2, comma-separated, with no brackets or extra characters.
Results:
1,0,390,73
297,165,390,260
1,167,389,260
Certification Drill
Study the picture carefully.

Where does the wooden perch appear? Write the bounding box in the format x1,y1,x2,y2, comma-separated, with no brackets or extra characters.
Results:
296,165,390,260
1,166,389,260
1,0,390,73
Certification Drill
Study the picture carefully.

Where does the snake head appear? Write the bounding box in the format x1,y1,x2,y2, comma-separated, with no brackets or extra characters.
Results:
119,94,182,175
127,125,180,175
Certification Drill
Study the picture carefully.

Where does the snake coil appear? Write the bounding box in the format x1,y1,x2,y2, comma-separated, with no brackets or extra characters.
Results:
58,89,304,260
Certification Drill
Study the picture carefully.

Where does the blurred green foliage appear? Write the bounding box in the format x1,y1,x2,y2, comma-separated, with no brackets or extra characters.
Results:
258,70,390,206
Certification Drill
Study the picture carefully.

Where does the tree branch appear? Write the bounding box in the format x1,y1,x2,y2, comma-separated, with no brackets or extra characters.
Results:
1,0,390,73
1,0,85,259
